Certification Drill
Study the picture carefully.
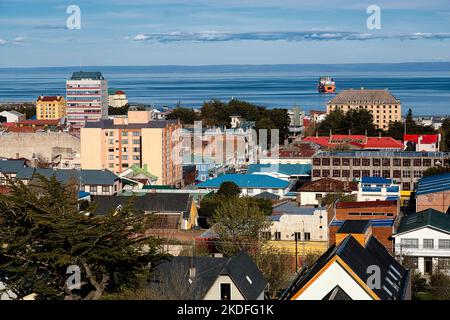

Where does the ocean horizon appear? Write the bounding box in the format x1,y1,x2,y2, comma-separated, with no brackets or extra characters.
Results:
1,62,449,116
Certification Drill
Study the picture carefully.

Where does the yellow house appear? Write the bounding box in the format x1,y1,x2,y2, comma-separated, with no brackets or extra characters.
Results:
36,96,66,120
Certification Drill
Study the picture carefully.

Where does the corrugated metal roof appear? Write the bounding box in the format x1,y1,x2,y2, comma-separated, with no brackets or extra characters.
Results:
247,163,311,176
196,174,289,189
395,208,450,234
416,173,450,195
361,177,393,184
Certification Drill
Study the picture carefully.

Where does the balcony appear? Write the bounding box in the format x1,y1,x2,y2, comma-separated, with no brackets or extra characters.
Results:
394,244,450,257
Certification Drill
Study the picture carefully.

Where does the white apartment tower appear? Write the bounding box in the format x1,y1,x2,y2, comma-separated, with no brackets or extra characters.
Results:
66,71,108,129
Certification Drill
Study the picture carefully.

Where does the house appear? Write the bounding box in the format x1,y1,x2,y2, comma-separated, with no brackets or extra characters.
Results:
304,134,404,151
118,164,158,190
90,193,198,230
149,251,267,300
196,174,291,197
108,89,128,108
15,168,122,196
297,177,357,207
280,220,411,300
258,141,319,165
269,203,328,242
356,177,401,202
416,172,450,213
404,134,440,152
393,209,450,276
0,110,25,123
247,163,311,181
328,200,400,252
0,159,27,185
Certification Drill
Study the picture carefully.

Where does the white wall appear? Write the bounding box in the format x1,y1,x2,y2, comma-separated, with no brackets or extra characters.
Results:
203,275,246,300
295,261,373,300
259,158,312,165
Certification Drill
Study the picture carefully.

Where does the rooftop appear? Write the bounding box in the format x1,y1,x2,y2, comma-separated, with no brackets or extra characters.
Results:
404,134,439,144
337,220,371,234
272,202,325,215
395,208,450,235
84,119,177,129
37,96,64,102
360,177,394,185
196,174,289,189
304,135,403,150
416,172,450,196
299,177,357,192
336,200,397,209
316,150,450,158
247,164,311,176
70,71,105,80
0,159,27,173
328,89,400,105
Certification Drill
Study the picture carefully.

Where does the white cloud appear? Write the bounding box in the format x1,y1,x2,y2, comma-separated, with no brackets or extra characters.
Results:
0,39,7,45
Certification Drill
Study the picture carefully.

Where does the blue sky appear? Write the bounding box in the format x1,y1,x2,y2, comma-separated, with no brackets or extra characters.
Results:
1,0,450,67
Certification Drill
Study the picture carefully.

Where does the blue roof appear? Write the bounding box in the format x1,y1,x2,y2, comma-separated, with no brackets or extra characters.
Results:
386,196,400,201
247,164,311,176
196,174,289,189
361,177,393,185
416,173,450,196
0,160,26,173
78,191,91,199
330,219,394,227
16,168,119,186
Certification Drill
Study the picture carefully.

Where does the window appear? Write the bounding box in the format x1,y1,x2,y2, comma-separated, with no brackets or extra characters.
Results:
90,186,97,193
401,238,418,248
403,159,411,166
413,159,422,166
304,232,311,241
132,139,140,145
122,155,128,160
342,170,350,178
423,239,434,249
362,158,370,166
373,170,381,177
108,155,114,160
333,170,341,178
261,232,271,240
121,131,128,136
274,232,281,240
382,158,390,166
393,158,401,166
315,193,323,201
132,131,140,136
122,139,128,145
439,239,450,249
372,158,381,166
414,170,422,178
402,170,411,178
393,170,401,178
313,170,321,177
294,232,301,241
353,158,361,166
403,182,410,191
362,170,370,177
220,283,231,300
438,258,450,271
108,139,114,145
102,186,109,193
322,170,330,177
403,256,418,269
133,147,141,153
133,155,141,161
342,158,350,166
322,158,330,166
313,158,321,166
423,159,431,166
353,170,361,178
382,170,390,178
333,158,341,166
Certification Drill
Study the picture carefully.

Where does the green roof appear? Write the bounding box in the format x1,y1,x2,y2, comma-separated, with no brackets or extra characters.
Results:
395,209,450,235
142,185,175,190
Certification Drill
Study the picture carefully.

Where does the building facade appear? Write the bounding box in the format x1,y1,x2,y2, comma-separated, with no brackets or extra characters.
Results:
66,71,108,129
0,110,25,123
80,111,183,187
108,89,128,108
312,151,450,192
356,177,401,202
326,89,401,130
36,96,66,120
416,173,450,213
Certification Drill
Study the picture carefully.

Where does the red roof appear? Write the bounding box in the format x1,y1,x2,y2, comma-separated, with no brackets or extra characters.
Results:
336,200,397,209
302,118,311,128
37,96,63,102
404,134,438,144
18,119,61,126
303,135,403,150
115,90,126,95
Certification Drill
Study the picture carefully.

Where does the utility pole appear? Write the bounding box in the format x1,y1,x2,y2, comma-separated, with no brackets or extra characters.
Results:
302,221,306,266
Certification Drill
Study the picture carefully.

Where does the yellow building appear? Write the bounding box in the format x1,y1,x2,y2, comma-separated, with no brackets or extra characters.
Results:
326,88,402,130
81,110,183,187
36,96,66,120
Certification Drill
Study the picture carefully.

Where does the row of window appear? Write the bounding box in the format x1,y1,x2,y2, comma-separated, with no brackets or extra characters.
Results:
313,157,437,167
262,232,312,241
400,238,450,249
312,169,423,179
108,155,141,160
108,139,141,145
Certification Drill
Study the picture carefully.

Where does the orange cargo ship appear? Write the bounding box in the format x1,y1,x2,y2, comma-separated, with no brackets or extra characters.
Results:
318,76,336,93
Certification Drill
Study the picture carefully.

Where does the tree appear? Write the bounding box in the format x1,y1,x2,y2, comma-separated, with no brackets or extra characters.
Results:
108,104,129,116
0,176,163,300
211,197,272,256
440,118,450,151
217,181,241,197
320,192,357,207
317,109,378,136
386,121,404,141
422,164,450,177
254,246,295,299
166,107,200,124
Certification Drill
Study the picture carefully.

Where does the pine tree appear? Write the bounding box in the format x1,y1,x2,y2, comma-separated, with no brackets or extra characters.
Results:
0,175,163,300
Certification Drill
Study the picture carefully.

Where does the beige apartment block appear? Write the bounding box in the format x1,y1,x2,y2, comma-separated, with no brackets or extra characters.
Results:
81,111,183,187
327,88,402,130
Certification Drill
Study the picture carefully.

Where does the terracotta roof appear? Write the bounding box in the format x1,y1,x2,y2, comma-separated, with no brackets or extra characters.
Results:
37,96,63,102
336,200,397,209
115,90,126,95
328,89,400,105
18,119,61,126
404,134,439,144
299,178,358,192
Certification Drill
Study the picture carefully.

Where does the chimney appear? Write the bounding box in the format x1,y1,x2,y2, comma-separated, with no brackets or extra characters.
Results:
335,220,372,247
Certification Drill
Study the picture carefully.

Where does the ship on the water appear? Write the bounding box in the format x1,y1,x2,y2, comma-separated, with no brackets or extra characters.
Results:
318,76,336,93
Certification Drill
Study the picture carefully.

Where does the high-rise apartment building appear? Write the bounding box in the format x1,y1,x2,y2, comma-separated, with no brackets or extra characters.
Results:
66,71,108,129
80,111,183,187
36,96,66,120
326,88,402,130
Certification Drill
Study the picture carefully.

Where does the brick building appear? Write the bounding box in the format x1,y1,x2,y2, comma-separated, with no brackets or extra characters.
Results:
416,173,450,213
328,200,400,252
312,151,450,192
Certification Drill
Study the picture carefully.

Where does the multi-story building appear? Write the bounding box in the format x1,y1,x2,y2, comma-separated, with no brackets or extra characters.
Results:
356,176,401,202
36,96,66,120
303,134,404,151
80,110,183,187
326,88,402,130
312,151,450,192
66,71,108,129
108,89,128,108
